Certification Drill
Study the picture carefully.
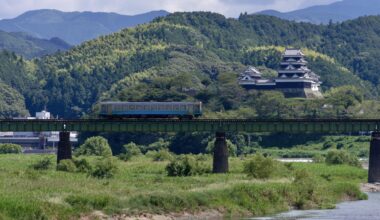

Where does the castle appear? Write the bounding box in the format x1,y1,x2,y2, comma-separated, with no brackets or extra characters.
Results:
239,48,323,98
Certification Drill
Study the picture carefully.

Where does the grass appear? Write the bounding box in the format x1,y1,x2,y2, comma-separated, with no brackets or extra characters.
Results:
0,154,368,219
258,135,370,158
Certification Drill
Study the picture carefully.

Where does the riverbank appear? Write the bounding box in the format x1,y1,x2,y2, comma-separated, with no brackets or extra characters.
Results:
0,155,368,219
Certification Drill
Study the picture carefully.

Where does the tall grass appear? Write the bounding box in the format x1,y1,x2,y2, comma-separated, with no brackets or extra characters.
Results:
0,154,367,219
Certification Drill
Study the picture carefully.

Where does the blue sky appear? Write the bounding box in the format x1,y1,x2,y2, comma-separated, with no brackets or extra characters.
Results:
1,0,340,19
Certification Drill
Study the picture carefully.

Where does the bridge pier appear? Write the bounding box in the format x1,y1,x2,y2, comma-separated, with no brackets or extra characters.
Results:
368,132,380,183
213,132,229,173
57,132,72,163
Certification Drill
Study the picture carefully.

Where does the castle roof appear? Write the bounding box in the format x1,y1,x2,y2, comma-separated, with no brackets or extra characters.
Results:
283,48,304,57
241,66,262,78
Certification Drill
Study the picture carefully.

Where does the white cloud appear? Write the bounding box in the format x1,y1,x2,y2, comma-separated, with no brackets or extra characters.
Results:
0,0,339,19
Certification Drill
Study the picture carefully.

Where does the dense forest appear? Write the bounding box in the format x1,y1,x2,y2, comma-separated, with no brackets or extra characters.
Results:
0,31,70,59
0,12,380,118
19,13,380,118
2,12,380,152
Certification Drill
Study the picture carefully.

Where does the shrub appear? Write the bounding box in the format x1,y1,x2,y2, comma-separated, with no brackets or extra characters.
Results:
122,142,142,156
57,159,77,172
312,154,325,163
243,154,276,179
118,142,142,161
145,138,170,152
73,158,92,173
118,153,132,161
0,144,22,154
65,194,115,210
166,155,209,176
337,143,345,149
325,150,361,167
148,149,174,162
292,169,317,209
31,157,52,170
75,136,112,157
322,141,334,150
90,158,118,179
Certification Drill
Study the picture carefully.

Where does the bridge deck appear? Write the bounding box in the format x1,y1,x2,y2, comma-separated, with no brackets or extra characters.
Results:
0,119,379,133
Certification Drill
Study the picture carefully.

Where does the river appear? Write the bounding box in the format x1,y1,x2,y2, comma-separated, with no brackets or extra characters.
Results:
250,193,380,220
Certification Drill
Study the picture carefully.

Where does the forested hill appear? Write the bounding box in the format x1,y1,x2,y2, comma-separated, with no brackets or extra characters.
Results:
5,12,380,118
0,31,71,59
0,9,170,45
257,0,380,24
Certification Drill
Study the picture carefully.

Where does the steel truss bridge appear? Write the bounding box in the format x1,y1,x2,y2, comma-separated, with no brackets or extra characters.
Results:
1,119,380,133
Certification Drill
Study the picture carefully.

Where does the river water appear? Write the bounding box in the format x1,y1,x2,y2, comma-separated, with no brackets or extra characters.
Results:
250,193,380,220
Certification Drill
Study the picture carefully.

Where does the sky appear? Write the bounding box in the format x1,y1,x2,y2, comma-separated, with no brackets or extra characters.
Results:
0,0,340,19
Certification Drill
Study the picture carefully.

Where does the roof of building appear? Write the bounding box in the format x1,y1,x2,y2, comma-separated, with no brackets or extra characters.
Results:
242,66,262,77
283,48,304,56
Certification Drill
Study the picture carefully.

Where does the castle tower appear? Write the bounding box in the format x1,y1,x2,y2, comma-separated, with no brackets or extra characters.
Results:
275,49,322,98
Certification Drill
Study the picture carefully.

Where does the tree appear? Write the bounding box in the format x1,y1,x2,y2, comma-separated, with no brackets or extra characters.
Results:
75,136,112,157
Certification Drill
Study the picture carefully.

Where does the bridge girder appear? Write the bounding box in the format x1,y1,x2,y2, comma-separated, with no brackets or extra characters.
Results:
0,119,379,133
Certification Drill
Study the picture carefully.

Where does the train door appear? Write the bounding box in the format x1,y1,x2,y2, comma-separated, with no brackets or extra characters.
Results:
187,104,193,115
107,105,113,115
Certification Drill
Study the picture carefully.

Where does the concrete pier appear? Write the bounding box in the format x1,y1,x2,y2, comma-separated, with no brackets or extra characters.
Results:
57,132,72,163
368,132,380,183
213,132,229,173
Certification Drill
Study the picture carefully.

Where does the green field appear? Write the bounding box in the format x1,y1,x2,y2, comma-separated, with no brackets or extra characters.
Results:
0,154,368,219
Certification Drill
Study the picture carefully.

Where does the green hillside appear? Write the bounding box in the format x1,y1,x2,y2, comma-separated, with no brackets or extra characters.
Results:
0,51,30,117
1,12,380,119
0,31,71,59
17,12,379,119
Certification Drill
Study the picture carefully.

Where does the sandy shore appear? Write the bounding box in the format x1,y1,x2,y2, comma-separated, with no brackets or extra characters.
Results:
361,183,380,193
82,210,225,220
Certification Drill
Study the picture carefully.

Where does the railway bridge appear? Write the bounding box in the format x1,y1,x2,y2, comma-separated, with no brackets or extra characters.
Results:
2,118,380,183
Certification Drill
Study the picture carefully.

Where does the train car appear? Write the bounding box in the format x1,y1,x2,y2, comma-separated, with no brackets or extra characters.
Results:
99,102,202,119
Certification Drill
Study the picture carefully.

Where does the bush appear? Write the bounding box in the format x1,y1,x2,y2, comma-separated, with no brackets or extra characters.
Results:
144,138,170,152
325,150,361,167
31,157,52,170
312,154,325,163
166,155,209,176
243,154,276,179
322,141,334,150
90,158,118,179
75,136,112,157
57,159,77,172
147,149,174,162
73,158,92,173
118,142,142,161
337,143,345,149
0,144,22,154
292,169,317,209
122,142,142,156
118,153,132,161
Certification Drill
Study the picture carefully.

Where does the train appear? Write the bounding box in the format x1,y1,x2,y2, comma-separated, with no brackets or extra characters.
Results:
99,102,202,119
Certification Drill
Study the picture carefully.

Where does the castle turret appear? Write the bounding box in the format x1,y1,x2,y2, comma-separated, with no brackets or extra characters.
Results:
274,48,322,98
238,48,323,99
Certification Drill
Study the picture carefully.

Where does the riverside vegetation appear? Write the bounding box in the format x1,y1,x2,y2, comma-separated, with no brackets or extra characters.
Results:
0,139,368,219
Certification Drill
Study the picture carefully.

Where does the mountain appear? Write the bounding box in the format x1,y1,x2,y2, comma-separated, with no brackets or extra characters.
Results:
0,30,71,59
15,12,378,119
0,9,170,45
2,12,380,121
257,0,380,24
